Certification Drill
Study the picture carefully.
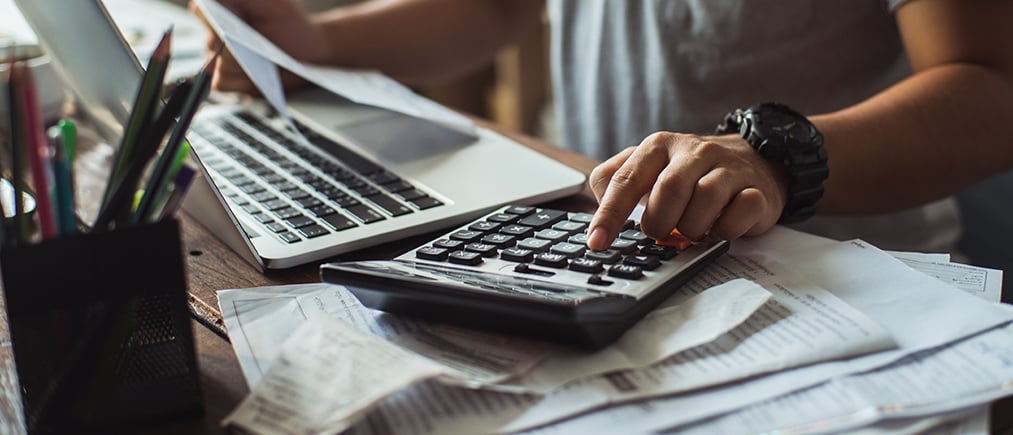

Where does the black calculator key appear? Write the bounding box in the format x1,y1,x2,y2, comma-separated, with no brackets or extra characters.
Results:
481,233,516,247
416,246,450,261
534,252,569,269
609,264,644,280
469,221,502,232
610,238,639,254
587,274,613,286
518,209,568,228
500,224,534,238
465,243,499,257
448,250,483,266
500,247,535,263
434,239,465,250
517,237,552,252
619,229,652,245
449,230,484,243
570,258,604,274
550,242,586,258
504,205,536,216
624,254,661,270
487,213,520,224
586,249,623,264
640,244,679,260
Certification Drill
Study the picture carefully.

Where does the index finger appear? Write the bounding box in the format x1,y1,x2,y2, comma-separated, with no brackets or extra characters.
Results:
586,145,669,251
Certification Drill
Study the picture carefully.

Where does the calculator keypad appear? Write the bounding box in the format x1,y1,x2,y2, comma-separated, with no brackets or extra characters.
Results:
408,206,696,287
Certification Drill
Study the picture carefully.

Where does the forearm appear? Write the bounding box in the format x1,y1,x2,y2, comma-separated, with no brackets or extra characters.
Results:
811,63,1013,215
312,0,543,86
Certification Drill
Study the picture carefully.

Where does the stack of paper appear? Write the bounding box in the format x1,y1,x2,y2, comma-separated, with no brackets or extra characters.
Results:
218,226,1011,434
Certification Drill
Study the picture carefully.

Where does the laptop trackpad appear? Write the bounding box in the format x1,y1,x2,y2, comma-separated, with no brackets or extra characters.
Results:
339,113,474,164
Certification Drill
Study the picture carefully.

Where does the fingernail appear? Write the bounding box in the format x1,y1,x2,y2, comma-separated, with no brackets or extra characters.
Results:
587,227,608,250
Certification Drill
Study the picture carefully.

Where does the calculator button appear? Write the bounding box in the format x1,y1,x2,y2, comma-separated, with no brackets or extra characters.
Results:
610,238,639,254
469,221,502,232
552,221,587,234
587,275,613,286
481,233,516,248
487,213,520,224
550,242,586,258
434,238,465,250
569,212,594,223
567,233,589,245
500,224,534,239
449,230,484,243
464,243,499,257
534,229,569,243
517,237,553,252
416,246,450,261
608,264,644,280
570,258,604,274
640,244,678,260
504,205,536,216
448,250,483,266
619,229,652,245
586,250,622,264
534,252,569,269
518,209,568,229
500,247,535,263
624,254,661,270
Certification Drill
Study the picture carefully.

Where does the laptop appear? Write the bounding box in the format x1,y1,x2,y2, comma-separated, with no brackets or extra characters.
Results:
16,0,586,269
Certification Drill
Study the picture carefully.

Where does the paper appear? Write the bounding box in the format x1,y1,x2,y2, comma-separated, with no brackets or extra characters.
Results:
491,240,1012,435
218,283,553,388
893,255,1003,303
192,0,476,136
665,321,1013,434
341,229,1013,434
223,316,446,435
220,278,771,391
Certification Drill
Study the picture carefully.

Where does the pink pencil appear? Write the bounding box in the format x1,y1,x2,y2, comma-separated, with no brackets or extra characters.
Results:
15,63,58,239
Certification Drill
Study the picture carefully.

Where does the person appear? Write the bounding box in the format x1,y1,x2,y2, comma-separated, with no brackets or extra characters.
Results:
194,0,1013,254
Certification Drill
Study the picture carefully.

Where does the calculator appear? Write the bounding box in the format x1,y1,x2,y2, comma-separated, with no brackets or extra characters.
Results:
320,205,730,349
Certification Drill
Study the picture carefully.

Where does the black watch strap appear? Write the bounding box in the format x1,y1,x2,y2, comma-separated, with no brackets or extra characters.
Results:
716,103,829,225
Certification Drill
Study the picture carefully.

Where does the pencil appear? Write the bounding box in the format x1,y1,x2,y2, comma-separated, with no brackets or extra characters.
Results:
5,59,28,245
100,27,172,209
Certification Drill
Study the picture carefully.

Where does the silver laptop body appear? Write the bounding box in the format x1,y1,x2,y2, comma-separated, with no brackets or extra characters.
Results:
17,0,586,269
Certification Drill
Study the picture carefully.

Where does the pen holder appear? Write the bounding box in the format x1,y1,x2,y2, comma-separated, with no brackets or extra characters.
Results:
0,219,203,434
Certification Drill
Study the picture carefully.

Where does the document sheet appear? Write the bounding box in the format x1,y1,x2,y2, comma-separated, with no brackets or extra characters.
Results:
192,0,475,135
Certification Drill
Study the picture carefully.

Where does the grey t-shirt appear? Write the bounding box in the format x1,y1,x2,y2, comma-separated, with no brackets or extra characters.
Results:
547,0,962,253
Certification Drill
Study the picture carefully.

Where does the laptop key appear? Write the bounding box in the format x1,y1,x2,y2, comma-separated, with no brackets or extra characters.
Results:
344,204,386,223
278,232,301,244
384,180,414,193
308,205,338,217
296,197,323,208
274,207,302,220
395,189,428,201
265,222,288,233
286,215,315,228
298,224,330,239
322,214,357,231
409,196,443,210
367,194,413,216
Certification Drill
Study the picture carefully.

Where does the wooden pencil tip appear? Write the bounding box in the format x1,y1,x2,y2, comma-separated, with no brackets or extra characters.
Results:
152,26,174,59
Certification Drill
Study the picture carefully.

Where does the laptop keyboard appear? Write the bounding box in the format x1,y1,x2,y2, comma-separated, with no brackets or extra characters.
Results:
190,110,443,244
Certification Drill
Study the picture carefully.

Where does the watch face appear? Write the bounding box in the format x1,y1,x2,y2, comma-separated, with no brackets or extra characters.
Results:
762,110,813,142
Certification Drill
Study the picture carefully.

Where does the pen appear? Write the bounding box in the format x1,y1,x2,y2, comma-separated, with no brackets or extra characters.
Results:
50,122,76,235
132,79,193,223
157,165,197,221
6,60,29,245
100,27,172,209
19,62,58,239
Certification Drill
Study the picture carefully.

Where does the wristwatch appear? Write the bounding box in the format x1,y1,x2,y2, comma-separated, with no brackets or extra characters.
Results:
716,102,829,224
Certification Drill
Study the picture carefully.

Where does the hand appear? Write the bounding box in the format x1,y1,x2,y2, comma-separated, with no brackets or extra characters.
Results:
188,0,330,93
586,132,789,251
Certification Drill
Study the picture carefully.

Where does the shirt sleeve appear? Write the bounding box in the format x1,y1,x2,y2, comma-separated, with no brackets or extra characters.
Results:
885,0,909,12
